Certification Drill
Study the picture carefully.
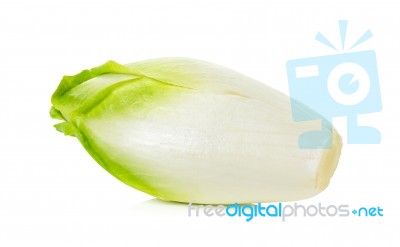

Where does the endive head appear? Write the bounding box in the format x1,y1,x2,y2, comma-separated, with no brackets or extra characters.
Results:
50,58,342,204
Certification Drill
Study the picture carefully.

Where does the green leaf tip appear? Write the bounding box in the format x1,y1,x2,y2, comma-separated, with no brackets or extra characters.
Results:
49,106,65,120
54,122,77,136
51,60,143,103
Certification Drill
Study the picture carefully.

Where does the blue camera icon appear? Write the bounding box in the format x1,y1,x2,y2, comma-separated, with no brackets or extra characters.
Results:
287,51,382,148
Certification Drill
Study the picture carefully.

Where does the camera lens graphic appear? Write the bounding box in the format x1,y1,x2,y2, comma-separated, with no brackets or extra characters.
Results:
327,62,371,105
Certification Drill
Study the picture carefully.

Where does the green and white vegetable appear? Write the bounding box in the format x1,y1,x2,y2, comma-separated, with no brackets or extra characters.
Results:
50,58,342,204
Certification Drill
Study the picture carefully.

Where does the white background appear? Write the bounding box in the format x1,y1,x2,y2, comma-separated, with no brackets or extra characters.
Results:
1,0,400,246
